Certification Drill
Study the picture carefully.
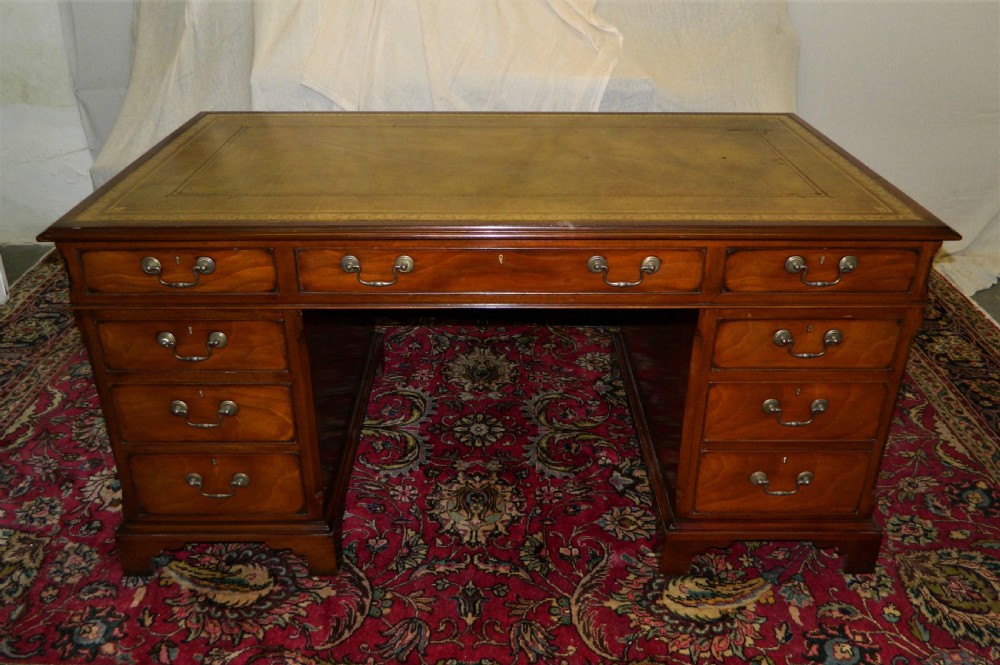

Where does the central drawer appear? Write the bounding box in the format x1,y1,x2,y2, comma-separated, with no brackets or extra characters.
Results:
297,247,705,294
111,384,296,442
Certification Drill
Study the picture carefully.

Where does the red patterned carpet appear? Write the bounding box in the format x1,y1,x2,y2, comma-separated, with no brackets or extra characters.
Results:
1,253,998,664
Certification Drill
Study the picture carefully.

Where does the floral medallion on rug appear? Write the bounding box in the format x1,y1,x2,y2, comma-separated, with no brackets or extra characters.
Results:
1,254,998,664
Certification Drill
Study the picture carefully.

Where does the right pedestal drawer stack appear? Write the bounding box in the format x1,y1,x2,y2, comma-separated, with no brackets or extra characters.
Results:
659,243,931,573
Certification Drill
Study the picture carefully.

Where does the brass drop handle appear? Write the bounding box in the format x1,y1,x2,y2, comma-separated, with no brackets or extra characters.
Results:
749,470,813,496
761,398,828,427
772,329,842,359
185,472,250,499
588,255,661,288
141,256,216,288
784,255,857,287
340,254,414,287
157,331,228,362
170,399,239,428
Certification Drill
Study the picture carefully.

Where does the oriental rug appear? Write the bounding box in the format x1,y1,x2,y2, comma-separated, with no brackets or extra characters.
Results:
1,253,997,665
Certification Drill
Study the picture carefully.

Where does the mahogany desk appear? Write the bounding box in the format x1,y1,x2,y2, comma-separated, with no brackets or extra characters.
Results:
39,113,960,575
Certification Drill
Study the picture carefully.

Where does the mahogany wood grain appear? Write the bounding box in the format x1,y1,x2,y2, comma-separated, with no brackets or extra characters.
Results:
126,452,307,516
712,317,901,369
111,384,296,442
692,450,872,515
298,247,705,295
80,248,277,294
702,382,887,442
723,248,920,294
97,318,289,371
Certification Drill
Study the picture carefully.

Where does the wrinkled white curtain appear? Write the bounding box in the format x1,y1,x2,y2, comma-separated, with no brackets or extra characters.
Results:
301,1,622,112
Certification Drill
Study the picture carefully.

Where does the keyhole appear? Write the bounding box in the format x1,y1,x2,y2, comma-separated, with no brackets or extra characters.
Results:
819,255,826,265
806,323,814,333
498,254,504,265
795,387,802,396
211,458,217,466
174,256,181,265
782,456,788,464
198,389,205,398
187,326,194,335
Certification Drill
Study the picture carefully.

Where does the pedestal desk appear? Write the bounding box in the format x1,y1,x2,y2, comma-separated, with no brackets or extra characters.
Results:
39,113,960,576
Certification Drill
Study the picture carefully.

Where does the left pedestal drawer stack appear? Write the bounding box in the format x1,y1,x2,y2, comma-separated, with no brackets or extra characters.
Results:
66,247,339,575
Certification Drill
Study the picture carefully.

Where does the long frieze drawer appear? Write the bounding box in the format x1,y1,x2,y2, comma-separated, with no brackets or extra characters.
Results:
693,450,871,515
297,248,705,294
712,318,902,369
97,319,289,371
703,382,887,441
723,248,919,293
111,385,295,442
127,453,307,516
79,249,277,294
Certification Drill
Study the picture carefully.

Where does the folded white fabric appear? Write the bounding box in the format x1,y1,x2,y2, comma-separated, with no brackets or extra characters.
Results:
301,0,623,112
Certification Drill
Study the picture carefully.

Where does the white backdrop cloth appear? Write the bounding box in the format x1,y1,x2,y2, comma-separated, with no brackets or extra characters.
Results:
92,0,799,185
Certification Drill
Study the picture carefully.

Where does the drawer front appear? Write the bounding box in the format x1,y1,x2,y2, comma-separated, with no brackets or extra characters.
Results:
112,384,295,442
693,450,871,515
97,319,289,371
127,453,306,516
80,249,277,294
703,382,887,441
298,248,704,294
723,248,919,294
712,318,902,369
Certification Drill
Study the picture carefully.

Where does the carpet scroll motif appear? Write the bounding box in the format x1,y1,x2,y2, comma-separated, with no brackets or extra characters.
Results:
1,255,997,664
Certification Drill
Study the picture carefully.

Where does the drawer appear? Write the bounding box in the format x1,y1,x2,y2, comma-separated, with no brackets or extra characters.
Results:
111,384,295,442
80,248,277,294
297,248,704,294
712,318,902,369
723,248,919,294
703,382,887,441
693,450,871,515
97,319,289,371
127,453,306,516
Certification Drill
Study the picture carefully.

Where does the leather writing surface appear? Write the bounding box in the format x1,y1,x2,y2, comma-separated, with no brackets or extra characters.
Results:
67,113,933,227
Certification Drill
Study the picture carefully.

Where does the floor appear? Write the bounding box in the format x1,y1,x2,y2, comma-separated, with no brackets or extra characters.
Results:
2,243,999,323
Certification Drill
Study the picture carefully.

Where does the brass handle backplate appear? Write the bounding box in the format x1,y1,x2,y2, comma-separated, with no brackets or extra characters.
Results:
772,329,842,359
784,255,857,287
749,470,813,496
141,256,216,288
588,255,661,288
761,398,828,427
157,331,228,362
185,472,250,499
340,254,414,287
170,399,239,428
